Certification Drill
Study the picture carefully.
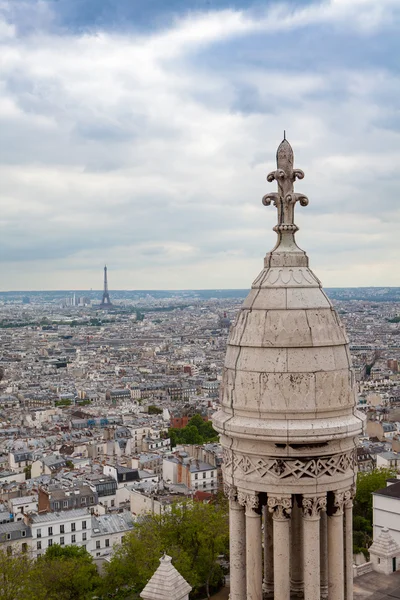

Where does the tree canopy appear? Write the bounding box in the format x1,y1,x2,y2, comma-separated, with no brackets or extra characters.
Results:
353,467,397,555
169,415,219,447
102,498,228,599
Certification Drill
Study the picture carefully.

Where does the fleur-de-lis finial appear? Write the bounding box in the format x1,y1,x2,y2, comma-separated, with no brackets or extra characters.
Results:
262,137,309,249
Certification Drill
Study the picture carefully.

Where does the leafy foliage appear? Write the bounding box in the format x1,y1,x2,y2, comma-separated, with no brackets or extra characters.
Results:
28,544,100,600
0,501,227,599
169,415,218,447
102,499,228,599
148,405,163,415
0,550,32,600
353,467,397,554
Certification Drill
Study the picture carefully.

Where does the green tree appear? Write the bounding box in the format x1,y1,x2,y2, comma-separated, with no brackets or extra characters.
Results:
28,544,100,600
354,468,397,524
0,550,31,600
168,414,219,448
148,405,163,415
103,499,228,598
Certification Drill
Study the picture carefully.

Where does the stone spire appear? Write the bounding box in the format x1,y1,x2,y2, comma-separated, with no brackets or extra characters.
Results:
213,137,364,600
140,554,192,600
262,137,309,266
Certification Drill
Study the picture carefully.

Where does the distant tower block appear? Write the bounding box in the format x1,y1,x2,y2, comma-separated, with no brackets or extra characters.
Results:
99,265,113,309
213,138,364,600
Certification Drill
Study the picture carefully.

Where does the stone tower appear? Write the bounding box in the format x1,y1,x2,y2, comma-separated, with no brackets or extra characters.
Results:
213,138,363,600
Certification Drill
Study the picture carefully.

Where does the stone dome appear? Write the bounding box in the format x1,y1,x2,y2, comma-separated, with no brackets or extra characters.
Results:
213,138,364,497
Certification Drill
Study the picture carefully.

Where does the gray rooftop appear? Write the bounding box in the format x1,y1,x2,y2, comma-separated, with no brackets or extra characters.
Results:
31,507,90,523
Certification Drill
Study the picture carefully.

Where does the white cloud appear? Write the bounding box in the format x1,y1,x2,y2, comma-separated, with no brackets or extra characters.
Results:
0,0,399,289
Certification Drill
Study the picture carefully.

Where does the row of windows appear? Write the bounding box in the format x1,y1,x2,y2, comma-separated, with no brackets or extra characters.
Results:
194,482,215,489
194,472,214,480
5,531,26,540
37,532,87,549
37,521,87,537
53,497,94,509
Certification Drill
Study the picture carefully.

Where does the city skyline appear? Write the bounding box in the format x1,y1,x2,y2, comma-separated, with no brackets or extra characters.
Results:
1,0,399,290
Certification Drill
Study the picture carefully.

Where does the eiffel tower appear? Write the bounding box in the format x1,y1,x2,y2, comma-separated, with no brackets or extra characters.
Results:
99,265,113,309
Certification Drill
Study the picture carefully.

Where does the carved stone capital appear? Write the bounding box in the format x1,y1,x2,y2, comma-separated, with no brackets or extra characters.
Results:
237,490,259,511
302,495,327,519
331,491,345,516
267,495,292,519
344,485,356,509
223,483,237,502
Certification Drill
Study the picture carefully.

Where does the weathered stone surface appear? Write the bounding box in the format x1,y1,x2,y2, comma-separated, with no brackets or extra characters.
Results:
140,554,192,600
213,138,363,600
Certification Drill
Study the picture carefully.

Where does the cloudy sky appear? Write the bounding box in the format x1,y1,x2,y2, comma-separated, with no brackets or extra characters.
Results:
0,0,399,291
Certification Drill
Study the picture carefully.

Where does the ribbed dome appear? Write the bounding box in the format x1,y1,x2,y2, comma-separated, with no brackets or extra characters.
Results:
213,138,363,495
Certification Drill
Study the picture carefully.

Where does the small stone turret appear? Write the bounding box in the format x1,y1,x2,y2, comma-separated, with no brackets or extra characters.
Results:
140,554,192,600
370,528,400,575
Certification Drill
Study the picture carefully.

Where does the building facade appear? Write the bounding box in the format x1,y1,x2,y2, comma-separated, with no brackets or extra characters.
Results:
213,138,364,600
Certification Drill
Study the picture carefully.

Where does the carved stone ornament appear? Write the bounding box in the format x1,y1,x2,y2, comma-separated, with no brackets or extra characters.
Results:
302,495,327,519
344,485,356,508
332,491,345,515
223,483,237,502
267,495,292,519
223,449,356,481
237,490,259,510
262,135,309,243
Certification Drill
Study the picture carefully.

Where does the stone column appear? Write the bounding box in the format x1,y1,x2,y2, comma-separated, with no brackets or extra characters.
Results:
344,487,355,600
226,485,246,600
320,509,328,599
302,495,327,600
238,490,262,600
268,495,292,600
290,498,303,597
263,504,274,597
328,491,345,600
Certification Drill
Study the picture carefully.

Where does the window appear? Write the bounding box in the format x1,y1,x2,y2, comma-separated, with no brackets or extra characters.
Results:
82,533,87,541
63,500,68,508
194,474,198,480
60,525,65,534
105,539,110,547
22,530,26,537
37,541,42,550
111,500,115,507
203,472,206,479
71,523,76,532
90,496,94,503
6,533,11,540
71,535,76,543
81,497,86,505
48,539,53,547
37,529,41,538
211,471,214,478
54,502,60,510
48,527,53,536
96,541,100,549
82,521,86,530
60,537,64,546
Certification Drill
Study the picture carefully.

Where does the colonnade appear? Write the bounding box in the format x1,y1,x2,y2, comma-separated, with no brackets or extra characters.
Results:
227,486,355,600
